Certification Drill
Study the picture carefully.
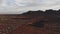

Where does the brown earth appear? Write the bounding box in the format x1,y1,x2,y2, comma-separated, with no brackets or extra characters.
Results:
0,15,60,34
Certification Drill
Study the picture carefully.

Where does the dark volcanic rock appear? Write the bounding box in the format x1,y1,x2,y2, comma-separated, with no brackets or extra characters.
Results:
22,9,60,16
28,21,44,28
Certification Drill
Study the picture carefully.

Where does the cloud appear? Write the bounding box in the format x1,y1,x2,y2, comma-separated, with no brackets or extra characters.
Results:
0,0,60,14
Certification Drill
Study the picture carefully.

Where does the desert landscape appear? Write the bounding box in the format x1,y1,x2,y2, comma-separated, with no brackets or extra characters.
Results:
0,9,60,34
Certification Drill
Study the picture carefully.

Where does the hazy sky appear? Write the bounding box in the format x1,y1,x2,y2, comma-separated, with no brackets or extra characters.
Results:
0,0,60,14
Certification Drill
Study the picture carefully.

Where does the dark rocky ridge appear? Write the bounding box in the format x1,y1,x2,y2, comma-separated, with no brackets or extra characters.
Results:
22,9,60,16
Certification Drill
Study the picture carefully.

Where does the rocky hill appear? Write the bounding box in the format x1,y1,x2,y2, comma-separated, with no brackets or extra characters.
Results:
22,9,60,16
